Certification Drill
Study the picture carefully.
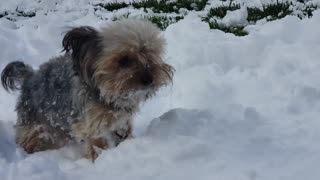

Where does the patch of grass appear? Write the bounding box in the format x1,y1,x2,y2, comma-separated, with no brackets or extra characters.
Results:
302,3,318,18
202,2,246,36
0,11,8,18
110,13,131,21
134,0,208,13
96,2,129,11
96,0,208,13
0,9,36,20
247,1,292,22
204,3,240,20
95,0,196,30
133,0,177,13
208,20,248,36
202,1,296,36
147,15,184,30
107,13,183,30
15,9,36,18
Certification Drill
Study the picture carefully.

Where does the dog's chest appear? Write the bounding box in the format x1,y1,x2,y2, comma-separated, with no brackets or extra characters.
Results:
72,102,133,139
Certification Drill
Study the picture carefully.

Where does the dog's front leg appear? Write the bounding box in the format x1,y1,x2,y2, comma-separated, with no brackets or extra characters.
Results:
73,102,135,160
82,126,133,161
73,102,120,160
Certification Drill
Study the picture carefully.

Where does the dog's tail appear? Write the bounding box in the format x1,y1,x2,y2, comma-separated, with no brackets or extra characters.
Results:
1,61,34,92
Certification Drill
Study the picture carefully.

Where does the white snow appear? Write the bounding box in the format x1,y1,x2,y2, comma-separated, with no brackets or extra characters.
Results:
221,6,248,26
1,0,320,180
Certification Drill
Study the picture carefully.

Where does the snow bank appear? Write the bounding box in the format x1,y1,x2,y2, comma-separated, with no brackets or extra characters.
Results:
1,0,320,180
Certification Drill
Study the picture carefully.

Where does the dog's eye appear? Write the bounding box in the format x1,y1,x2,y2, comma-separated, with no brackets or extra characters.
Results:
118,57,130,68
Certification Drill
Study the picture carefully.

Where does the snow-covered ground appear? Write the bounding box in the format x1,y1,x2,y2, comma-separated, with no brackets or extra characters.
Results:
1,0,320,179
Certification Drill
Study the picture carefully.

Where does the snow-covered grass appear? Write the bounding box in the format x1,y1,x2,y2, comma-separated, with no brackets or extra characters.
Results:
203,0,319,36
94,0,320,34
1,0,320,179
2,0,319,33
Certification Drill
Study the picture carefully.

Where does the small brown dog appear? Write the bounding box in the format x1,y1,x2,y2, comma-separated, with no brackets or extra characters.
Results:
1,19,174,159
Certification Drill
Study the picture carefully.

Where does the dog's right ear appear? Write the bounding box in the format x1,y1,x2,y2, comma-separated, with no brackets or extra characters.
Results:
62,26,100,55
62,26,102,84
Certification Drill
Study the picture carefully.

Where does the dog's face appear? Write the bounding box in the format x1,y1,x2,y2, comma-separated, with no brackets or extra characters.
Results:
63,20,174,107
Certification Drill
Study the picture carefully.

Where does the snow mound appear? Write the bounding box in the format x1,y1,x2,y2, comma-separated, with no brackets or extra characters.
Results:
1,0,320,180
221,6,248,27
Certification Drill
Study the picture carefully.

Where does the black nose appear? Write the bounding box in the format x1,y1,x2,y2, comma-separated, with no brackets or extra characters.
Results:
141,73,153,86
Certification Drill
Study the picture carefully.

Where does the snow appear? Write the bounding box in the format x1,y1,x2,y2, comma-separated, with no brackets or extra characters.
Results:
1,0,320,180
221,6,248,26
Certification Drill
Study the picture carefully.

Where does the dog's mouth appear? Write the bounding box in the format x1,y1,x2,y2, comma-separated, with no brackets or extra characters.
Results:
121,88,156,101
98,86,156,111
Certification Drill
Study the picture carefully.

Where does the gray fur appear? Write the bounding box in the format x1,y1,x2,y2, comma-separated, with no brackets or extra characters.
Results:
16,55,80,140
9,54,134,151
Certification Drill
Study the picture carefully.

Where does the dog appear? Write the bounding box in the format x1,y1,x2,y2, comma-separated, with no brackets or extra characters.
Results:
1,19,174,160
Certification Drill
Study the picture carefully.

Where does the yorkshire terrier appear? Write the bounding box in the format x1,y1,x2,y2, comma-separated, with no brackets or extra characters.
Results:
1,19,174,160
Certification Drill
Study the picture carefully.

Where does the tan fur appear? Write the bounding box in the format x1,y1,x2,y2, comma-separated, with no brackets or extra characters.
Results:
83,137,109,160
16,124,70,153
72,102,132,138
72,101,133,159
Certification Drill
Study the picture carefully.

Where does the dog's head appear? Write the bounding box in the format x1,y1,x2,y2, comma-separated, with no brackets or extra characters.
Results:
63,19,174,107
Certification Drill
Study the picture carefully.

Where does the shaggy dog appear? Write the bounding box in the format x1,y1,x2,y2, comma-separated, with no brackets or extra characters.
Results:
1,19,174,160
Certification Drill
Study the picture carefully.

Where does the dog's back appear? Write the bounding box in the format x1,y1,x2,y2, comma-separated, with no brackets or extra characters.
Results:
1,56,78,152
17,56,77,126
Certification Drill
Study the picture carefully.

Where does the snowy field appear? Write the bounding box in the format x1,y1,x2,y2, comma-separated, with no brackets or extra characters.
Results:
1,0,320,179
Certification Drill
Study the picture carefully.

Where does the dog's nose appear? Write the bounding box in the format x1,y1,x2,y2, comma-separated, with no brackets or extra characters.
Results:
141,73,153,86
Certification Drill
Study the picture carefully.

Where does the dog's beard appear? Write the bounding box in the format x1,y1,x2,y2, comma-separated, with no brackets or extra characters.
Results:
99,87,156,111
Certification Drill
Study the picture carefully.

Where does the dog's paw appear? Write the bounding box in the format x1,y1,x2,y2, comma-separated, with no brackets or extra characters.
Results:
83,138,108,161
18,126,51,153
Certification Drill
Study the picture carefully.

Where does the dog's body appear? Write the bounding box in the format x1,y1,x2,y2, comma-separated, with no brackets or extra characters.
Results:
1,19,174,159
13,55,134,157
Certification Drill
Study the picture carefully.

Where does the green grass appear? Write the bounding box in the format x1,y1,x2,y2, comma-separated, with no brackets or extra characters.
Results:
132,0,208,13
1,0,319,36
208,20,248,36
302,3,318,18
202,2,245,36
107,13,183,30
96,2,129,11
97,0,319,35
147,15,184,30
96,0,208,13
202,1,315,36
204,3,240,20
203,1,292,22
247,1,292,22
95,0,205,30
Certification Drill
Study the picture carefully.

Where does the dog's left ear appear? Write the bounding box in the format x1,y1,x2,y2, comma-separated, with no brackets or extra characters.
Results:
62,26,102,84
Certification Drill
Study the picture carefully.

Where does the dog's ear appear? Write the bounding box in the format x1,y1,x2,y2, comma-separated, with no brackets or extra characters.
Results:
62,26,102,84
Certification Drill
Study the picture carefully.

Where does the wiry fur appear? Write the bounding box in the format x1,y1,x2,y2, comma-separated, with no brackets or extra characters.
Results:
1,19,174,160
